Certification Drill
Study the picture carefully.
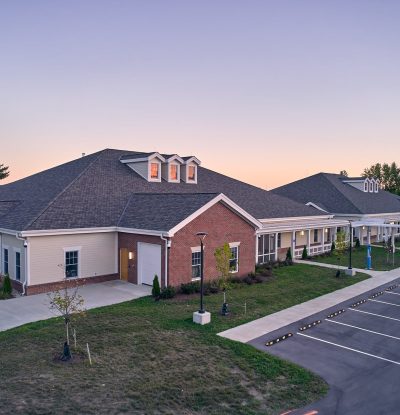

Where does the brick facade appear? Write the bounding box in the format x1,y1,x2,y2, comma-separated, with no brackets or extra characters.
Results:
168,202,256,286
118,233,166,286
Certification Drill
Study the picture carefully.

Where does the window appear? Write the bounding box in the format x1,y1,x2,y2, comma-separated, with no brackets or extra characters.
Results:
364,181,368,192
277,233,281,248
65,251,79,278
150,162,159,179
369,181,374,192
188,165,196,181
230,246,239,272
313,229,318,243
326,228,331,243
170,164,178,181
375,182,379,193
3,248,8,274
15,252,21,281
191,251,201,279
258,234,276,264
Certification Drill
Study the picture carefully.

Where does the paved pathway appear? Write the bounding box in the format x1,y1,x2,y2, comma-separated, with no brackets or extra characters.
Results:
0,280,151,332
294,259,382,277
218,266,400,343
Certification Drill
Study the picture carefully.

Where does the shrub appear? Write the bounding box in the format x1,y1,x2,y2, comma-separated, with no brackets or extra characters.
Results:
228,275,243,284
301,246,308,260
204,280,220,295
159,285,176,299
152,275,160,298
180,281,200,295
286,247,293,263
2,274,12,296
253,275,264,283
355,238,360,248
331,241,336,253
243,275,255,285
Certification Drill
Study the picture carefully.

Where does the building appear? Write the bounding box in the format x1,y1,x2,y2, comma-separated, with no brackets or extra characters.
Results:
272,173,400,245
0,150,346,295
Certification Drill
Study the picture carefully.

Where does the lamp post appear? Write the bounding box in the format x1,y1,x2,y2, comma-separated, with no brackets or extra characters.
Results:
193,232,211,325
345,221,355,276
196,232,207,314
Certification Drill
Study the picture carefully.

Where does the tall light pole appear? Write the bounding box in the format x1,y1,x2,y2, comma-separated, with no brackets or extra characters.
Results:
196,232,208,314
348,221,353,271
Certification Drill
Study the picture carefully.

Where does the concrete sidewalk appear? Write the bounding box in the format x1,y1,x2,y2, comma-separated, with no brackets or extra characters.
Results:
218,267,400,343
0,280,151,332
294,259,382,277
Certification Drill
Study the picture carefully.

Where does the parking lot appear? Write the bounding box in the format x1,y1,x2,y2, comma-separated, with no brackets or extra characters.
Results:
250,279,400,415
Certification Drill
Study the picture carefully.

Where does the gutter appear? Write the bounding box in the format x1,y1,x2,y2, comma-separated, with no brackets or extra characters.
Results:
15,233,28,296
160,234,170,287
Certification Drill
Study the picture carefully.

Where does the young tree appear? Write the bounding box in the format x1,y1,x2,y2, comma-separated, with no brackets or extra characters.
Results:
2,274,12,296
333,230,348,273
48,282,85,358
301,246,308,260
339,170,348,177
0,164,9,180
285,247,293,264
214,243,232,288
152,275,161,299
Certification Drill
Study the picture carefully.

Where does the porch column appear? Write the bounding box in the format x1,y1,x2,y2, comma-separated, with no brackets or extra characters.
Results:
292,231,296,257
392,232,395,253
334,227,338,242
307,229,311,255
274,232,279,261
359,227,364,245
322,227,325,251
367,227,371,245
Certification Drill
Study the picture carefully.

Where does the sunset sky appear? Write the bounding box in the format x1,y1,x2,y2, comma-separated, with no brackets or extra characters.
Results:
1,1,400,190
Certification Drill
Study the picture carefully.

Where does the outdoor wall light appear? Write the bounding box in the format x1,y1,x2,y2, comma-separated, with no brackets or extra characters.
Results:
300,230,304,236
128,251,134,260
325,228,328,233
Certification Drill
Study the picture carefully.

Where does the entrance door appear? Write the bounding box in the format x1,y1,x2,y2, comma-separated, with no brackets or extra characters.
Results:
120,248,129,281
138,242,161,286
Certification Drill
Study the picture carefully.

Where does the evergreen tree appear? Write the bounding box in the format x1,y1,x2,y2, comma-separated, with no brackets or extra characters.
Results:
152,275,160,298
2,274,12,295
286,247,293,263
0,164,9,180
301,246,308,260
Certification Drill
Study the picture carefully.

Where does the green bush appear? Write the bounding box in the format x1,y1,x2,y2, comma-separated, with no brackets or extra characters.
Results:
159,285,176,299
151,275,160,298
331,241,336,253
2,274,12,296
180,281,200,294
204,280,220,295
286,247,293,263
301,246,308,260
355,238,360,248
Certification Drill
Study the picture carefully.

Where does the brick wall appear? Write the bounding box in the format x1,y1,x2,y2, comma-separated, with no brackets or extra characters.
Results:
118,233,166,286
168,202,256,286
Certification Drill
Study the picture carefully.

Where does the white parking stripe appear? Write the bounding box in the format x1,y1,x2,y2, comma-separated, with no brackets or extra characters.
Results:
348,308,400,322
385,291,400,296
369,299,400,307
325,319,400,341
297,332,400,366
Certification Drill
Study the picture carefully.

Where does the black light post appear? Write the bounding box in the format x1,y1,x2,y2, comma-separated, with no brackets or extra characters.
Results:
348,221,353,270
196,232,208,314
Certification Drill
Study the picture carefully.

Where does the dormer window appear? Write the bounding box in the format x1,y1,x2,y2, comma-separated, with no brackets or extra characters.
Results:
150,162,160,180
369,180,374,193
170,164,178,180
364,180,368,192
375,181,379,193
188,165,196,181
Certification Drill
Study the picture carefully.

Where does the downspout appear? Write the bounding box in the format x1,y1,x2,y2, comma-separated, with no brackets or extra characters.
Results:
160,234,169,287
16,233,28,296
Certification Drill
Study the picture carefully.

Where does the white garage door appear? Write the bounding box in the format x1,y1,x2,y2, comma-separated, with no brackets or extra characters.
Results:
138,242,161,286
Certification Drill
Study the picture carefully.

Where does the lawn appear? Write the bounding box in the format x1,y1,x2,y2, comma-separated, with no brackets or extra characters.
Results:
310,245,400,271
0,264,368,415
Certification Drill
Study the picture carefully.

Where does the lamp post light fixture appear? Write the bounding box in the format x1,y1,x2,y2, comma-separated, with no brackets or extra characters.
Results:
193,231,211,325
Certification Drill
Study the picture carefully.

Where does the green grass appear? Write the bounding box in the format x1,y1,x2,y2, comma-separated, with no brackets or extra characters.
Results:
311,245,400,271
0,264,369,415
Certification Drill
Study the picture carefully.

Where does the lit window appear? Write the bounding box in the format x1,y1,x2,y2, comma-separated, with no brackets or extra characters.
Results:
191,251,201,279
150,162,159,179
3,248,8,275
230,246,239,272
15,252,21,281
170,164,178,181
188,165,196,181
65,251,79,278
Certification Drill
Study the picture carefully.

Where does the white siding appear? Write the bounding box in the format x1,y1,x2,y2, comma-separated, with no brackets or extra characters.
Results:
29,232,117,285
0,234,25,282
126,161,148,180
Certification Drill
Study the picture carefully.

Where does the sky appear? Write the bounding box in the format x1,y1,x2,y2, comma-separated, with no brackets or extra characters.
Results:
1,0,400,189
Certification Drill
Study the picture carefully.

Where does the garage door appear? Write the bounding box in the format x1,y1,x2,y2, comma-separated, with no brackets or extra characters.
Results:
137,242,161,286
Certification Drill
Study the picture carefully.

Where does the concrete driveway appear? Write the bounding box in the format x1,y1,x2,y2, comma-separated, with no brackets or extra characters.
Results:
0,281,151,332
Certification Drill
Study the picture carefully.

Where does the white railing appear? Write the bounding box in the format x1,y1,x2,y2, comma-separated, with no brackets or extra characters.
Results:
294,244,332,259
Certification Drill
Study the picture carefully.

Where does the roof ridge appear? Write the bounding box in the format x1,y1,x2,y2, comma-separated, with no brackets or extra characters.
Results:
117,192,136,227
24,150,107,231
321,174,362,214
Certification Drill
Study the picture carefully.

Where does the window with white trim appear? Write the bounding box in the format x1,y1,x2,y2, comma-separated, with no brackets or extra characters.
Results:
364,180,368,192
65,251,79,278
277,233,281,248
374,182,379,193
313,229,318,243
15,252,21,281
170,164,178,181
369,181,374,192
229,246,239,272
150,162,160,179
3,248,9,274
191,250,201,279
188,165,196,181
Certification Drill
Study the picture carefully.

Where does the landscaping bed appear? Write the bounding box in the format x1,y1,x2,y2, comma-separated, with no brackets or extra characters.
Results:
0,264,369,415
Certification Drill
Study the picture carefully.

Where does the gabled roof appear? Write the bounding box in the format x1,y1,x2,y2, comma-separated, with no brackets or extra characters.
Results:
0,149,322,232
272,173,400,215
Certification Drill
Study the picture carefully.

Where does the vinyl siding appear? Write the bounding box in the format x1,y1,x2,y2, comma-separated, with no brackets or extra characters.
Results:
0,234,25,282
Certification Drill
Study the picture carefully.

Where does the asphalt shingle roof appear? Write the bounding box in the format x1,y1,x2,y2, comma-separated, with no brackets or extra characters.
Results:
0,149,322,231
272,173,400,215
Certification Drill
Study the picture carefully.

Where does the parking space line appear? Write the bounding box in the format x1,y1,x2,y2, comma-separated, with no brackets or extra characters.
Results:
297,332,400,366
385,291,400,296
348,308,400,322
325,319,400,341
369,299,400,307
